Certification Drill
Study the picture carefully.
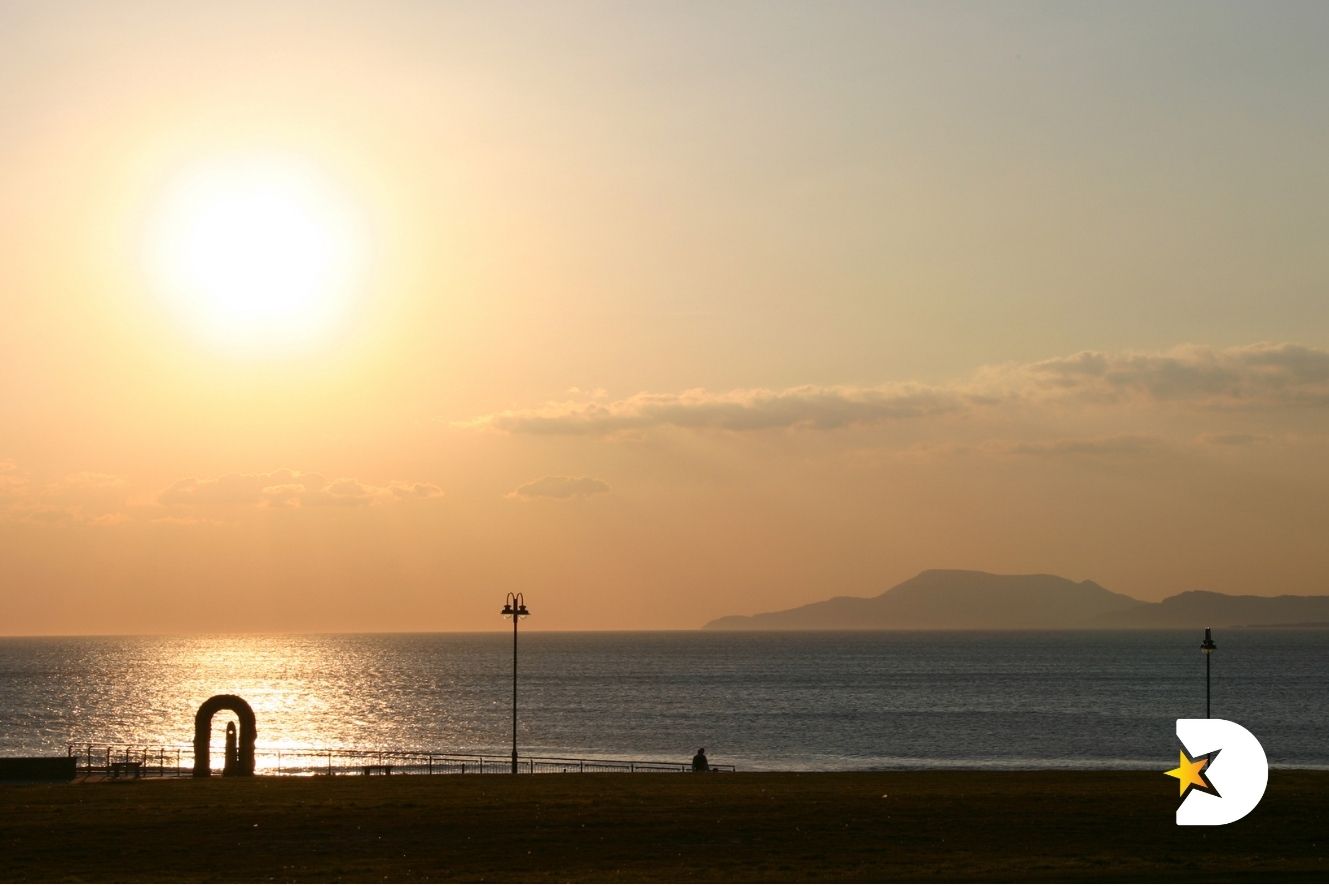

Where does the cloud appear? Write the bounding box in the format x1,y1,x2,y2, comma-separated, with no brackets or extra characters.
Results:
874,435,1170,464
390,482,446,499
992,434,1167,458
0,463,131,526
1197,432,1272,447
1010,342,1329,406
509,476,612,500
53,472,128,491
159,470,443,510
0,459,25,494
463,383,968,435
149,514,220,527
1,462,443,525
460,342,1329,436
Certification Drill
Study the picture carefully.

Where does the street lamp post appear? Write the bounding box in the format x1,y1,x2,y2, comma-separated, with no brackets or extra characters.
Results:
501,593,530,774
1201,626,1216,718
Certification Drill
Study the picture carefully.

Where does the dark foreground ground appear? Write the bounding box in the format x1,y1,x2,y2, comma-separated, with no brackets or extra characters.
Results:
1,770,1326,882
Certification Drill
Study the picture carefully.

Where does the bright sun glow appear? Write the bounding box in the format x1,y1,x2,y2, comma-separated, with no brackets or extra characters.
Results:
147,157,366,354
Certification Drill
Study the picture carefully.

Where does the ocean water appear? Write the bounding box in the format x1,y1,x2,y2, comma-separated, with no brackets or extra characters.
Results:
0,630,1325,771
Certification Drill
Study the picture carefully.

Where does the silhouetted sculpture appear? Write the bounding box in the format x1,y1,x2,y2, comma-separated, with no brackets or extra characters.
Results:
222,721,240,777
193,695,256,777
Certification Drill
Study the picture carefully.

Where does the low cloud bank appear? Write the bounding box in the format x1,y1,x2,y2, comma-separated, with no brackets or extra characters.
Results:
509,475,611,500
461,342,1329,436
159,470,443,510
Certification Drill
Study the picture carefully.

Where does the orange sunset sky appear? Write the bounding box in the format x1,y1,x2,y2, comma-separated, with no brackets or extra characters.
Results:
3,1,1328,633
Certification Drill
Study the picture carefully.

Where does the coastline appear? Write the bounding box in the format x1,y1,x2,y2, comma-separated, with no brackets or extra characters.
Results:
3,770,1326,882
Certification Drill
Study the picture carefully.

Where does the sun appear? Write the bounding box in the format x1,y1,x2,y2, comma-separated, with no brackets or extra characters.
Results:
147,156,366,354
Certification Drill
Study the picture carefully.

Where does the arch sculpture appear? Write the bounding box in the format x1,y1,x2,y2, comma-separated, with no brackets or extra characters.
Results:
193,694,257,777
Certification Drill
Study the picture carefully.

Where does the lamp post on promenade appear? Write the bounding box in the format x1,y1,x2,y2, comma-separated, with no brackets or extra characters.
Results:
501,593,530,774
1201,626,1216,718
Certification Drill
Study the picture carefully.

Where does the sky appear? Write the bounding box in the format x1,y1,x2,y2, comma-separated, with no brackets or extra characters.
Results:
3,0,1328,633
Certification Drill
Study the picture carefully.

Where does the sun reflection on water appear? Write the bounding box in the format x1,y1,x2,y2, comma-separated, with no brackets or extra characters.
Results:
2,632,1327,771
5,634,504,761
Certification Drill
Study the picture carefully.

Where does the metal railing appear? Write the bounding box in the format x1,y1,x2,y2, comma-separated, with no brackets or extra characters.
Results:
67,744,187,778
66,742,735,777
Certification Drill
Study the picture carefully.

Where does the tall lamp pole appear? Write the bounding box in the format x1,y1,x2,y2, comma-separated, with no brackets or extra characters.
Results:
1201,626,1216,718
501,593,530,774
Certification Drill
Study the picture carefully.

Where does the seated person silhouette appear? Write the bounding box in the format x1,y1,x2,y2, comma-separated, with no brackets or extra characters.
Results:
691,747,709,772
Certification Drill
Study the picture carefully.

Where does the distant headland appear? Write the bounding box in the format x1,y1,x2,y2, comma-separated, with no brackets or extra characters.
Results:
702,569,1329,630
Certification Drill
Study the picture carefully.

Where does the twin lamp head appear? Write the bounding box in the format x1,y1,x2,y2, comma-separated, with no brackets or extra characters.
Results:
501,593,530,619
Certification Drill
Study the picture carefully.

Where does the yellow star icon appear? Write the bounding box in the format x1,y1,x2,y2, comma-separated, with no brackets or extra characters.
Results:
1165,746,1221,800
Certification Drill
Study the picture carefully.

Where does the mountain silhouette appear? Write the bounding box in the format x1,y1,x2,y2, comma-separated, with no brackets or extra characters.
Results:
702,569,1329,630
1092,589,1329,628
702,569,1141,630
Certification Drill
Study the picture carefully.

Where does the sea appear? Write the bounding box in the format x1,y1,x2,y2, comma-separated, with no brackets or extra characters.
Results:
0,630,1325,771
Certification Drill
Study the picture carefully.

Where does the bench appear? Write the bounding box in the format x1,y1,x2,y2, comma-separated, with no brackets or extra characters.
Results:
109,761,142,779
361,764,393,776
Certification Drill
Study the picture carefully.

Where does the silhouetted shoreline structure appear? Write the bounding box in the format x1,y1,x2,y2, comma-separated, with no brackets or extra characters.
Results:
1202,627,1217,718
193,694,256,777
223,721,240,776
500,593,530,775
65,742,733,777
0,756,76,781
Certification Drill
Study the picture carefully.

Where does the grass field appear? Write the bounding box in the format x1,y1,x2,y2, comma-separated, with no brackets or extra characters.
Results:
2,770,1326,882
